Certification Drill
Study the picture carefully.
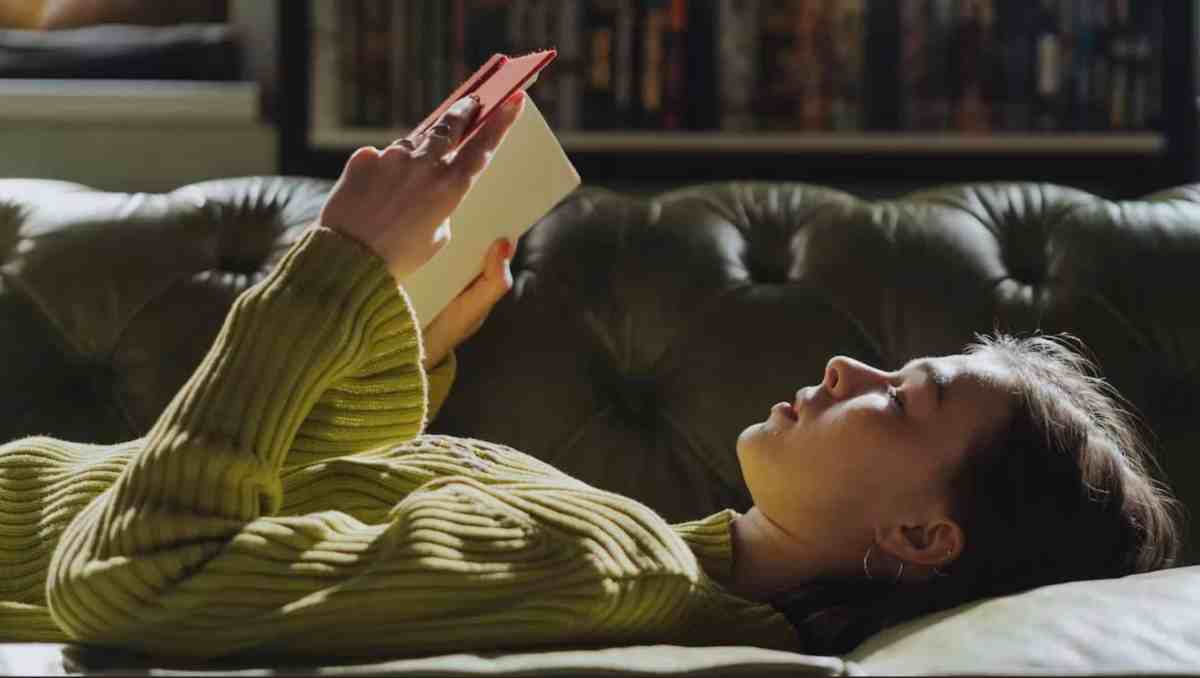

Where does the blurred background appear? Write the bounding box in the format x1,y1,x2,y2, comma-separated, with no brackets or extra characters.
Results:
0,0,1194,198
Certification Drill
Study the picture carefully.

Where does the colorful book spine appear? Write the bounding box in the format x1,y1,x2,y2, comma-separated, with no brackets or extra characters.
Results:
319,0,1167,136
951,0,995,132
898,0,925,131
795,0,828,131
829,0,866,131
755,0,798,130
662,0,688,129
1032,0,1063,131
613,0,638,127
639,0,669,129
582,0,619,128
717,0,759,131
684,0,718,129
557,0,583,130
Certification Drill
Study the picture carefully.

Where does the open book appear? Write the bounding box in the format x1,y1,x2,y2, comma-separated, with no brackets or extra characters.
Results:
401,97,581,327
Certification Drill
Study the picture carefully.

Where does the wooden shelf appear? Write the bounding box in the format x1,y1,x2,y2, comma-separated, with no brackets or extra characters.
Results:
311,127,1165,155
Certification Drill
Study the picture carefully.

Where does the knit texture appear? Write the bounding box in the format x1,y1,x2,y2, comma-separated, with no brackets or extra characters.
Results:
0,225,798,659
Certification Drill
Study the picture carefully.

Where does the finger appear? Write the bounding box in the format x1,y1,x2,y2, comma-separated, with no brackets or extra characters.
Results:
416,95,480,158
497,239,515,275
452,92,525,178
389,136,417,151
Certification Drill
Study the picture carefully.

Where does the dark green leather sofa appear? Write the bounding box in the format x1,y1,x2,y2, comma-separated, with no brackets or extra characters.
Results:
1,176,1198,675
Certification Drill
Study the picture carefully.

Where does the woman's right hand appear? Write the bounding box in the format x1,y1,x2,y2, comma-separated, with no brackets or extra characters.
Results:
318,91,526,282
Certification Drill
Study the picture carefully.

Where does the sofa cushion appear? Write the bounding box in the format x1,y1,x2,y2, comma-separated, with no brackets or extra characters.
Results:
847,565,1200,675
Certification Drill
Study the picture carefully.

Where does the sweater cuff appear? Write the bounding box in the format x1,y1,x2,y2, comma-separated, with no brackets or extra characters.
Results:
426,350,457,424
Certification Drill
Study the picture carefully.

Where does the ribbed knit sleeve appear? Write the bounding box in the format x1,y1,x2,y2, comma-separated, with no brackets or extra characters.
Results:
43,225,431,654
40,226,669,661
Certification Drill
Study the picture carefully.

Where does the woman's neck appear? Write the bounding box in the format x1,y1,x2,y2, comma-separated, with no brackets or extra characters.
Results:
728,506,862,602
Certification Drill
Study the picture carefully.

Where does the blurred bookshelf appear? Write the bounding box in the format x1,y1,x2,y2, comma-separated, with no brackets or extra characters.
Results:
279,0,1197,198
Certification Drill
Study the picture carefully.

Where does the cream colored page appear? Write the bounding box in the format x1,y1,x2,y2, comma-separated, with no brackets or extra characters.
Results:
402,98,581,326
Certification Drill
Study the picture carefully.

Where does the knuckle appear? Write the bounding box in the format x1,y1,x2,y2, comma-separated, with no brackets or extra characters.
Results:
441,109,470,127
380,144,407,161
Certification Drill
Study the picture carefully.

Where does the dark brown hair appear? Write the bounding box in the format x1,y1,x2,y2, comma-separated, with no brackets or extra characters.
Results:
770,331,1186,654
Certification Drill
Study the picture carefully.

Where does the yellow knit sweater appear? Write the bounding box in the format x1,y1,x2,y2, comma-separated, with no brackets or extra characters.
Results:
0,225,799,660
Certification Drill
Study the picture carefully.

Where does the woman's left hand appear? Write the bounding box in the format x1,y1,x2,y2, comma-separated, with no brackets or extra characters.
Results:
421,237,515,371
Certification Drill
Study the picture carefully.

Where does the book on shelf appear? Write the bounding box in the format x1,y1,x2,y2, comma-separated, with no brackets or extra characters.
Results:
314,0,1167,137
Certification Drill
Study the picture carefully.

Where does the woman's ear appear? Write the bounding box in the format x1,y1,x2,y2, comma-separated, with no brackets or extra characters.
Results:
877,519,963,572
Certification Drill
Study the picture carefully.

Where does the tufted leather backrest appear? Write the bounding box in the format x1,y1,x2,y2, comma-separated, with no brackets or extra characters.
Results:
2,177,1198,562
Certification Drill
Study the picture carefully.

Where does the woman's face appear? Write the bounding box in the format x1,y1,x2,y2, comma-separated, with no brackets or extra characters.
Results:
736,352,1015,542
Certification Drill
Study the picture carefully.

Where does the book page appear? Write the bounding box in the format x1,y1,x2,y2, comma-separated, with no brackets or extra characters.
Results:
402,97,581,327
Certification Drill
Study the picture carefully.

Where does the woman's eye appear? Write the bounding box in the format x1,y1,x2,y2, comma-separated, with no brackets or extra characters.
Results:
889,386,905,413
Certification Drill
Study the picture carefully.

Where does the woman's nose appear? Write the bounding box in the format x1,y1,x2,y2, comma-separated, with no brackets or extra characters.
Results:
823,356,888,399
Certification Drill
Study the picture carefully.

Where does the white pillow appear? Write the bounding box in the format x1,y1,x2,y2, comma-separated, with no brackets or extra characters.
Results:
846,565,1200,675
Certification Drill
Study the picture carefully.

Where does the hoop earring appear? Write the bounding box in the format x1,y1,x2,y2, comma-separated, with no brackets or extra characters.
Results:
933,549,952,578
863,543,904,585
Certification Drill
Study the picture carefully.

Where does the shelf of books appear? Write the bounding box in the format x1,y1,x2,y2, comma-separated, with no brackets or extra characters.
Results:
283,0,1194,192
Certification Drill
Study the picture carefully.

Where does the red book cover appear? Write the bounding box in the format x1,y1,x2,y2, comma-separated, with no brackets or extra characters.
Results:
413,49,558,148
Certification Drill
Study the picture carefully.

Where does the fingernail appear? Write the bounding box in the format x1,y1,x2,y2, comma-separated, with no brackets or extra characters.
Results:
452,96,477,113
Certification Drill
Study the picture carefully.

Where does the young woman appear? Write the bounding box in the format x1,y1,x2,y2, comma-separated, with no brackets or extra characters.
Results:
0,92,1183,660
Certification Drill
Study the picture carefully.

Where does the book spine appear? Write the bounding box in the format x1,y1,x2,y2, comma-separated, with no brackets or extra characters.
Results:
828,0,865,131
1033,0,1063,130
639,0,668,129
864,0,899,131
996,0,1032,130
898,0,922,130
755,0,797,130
685,0,718,129
925,0,953,130
583,0,619,129
389,0,409,128
1068,0,1091,131
1108,0,1132,129
1129,0,1158,129
558,0,583,130
952,0,993,132
1142,0,1164,130
976,0,1000,132
1088,0,1110,130
662,0,688,130
795,0,824,131
717,0,760,131
613,0,637,127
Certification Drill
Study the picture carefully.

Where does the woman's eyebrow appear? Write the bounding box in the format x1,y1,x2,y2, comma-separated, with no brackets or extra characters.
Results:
919,361,947,411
